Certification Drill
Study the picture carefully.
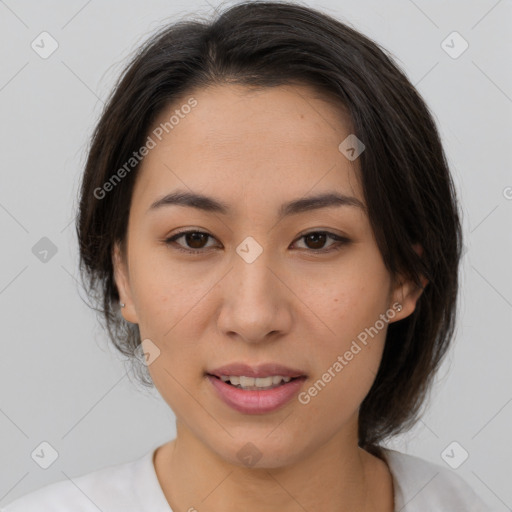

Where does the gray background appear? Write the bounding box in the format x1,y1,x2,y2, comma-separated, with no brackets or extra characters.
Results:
0,0,511,509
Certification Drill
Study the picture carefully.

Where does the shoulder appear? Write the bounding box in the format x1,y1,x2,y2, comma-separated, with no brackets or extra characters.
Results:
0,452,150,512
381,448,495,512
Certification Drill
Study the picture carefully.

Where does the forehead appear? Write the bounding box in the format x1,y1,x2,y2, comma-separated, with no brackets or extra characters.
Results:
153,82,354,148
133,83,363,213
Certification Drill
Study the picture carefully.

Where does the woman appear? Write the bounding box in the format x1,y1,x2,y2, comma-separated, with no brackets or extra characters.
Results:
2,1,493,511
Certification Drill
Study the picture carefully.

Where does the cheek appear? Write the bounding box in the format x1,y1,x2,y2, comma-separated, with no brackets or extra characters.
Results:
303,255,391,338
300,318,387,427
128,252,201,334
127,256,210,377
299,253,391,396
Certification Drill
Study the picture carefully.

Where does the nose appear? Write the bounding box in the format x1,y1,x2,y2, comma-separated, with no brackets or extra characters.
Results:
216,248,293,344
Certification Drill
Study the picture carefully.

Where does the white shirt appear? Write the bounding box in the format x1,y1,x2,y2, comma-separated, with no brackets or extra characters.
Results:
1,447,494,511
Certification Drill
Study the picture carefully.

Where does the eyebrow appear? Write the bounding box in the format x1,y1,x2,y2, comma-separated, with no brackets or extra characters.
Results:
147,189,366,219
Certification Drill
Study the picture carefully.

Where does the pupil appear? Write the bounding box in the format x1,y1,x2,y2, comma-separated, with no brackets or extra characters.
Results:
187,232,207,249
306,233,326,249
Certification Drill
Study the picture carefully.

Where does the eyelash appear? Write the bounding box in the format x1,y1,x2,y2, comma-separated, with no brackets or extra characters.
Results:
164,229,350,255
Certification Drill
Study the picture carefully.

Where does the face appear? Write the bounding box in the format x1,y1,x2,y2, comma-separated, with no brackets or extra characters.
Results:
113,83,422,468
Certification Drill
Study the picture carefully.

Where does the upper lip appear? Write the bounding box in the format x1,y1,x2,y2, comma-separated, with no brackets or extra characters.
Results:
207,363,307,379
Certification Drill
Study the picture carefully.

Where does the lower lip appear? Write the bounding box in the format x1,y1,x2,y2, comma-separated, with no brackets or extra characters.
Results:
206,375,306,414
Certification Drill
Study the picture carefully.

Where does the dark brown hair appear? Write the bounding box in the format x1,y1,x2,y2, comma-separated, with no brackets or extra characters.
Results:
76,0,462,455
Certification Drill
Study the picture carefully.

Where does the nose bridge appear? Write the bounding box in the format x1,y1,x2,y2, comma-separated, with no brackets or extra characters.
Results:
217,234,290,342
232,234,278,305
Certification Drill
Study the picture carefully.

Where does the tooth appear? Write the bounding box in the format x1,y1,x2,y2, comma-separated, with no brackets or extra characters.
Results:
255,376,273,387
239,376,255,387
220,375,296,388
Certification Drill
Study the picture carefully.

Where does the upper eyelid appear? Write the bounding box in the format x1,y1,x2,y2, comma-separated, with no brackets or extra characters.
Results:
168,228,345,239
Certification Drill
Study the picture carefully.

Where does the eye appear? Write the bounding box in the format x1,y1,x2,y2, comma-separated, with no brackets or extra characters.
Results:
164,229,350,254
293,231,350,252
164,230,217,253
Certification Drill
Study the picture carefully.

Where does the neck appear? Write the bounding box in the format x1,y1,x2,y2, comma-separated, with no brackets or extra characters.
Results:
153,420,394,512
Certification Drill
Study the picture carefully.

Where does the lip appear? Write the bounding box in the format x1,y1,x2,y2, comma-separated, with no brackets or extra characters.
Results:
207,374,307,414
206,362,307,379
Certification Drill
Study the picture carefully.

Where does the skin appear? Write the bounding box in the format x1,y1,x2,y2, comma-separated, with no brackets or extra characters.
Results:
112,83,427,512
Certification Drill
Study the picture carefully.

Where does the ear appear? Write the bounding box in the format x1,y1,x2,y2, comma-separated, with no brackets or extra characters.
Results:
112,241,139,324
388,243,429,323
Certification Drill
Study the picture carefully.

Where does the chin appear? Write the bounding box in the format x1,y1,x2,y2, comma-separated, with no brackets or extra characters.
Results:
211,432,308,470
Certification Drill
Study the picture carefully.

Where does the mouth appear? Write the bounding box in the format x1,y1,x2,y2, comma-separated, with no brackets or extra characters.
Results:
205,362,307,391
205,372,308,414
204,362,308,413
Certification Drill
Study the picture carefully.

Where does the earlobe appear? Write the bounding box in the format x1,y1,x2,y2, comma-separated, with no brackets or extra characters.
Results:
389,273,428,323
